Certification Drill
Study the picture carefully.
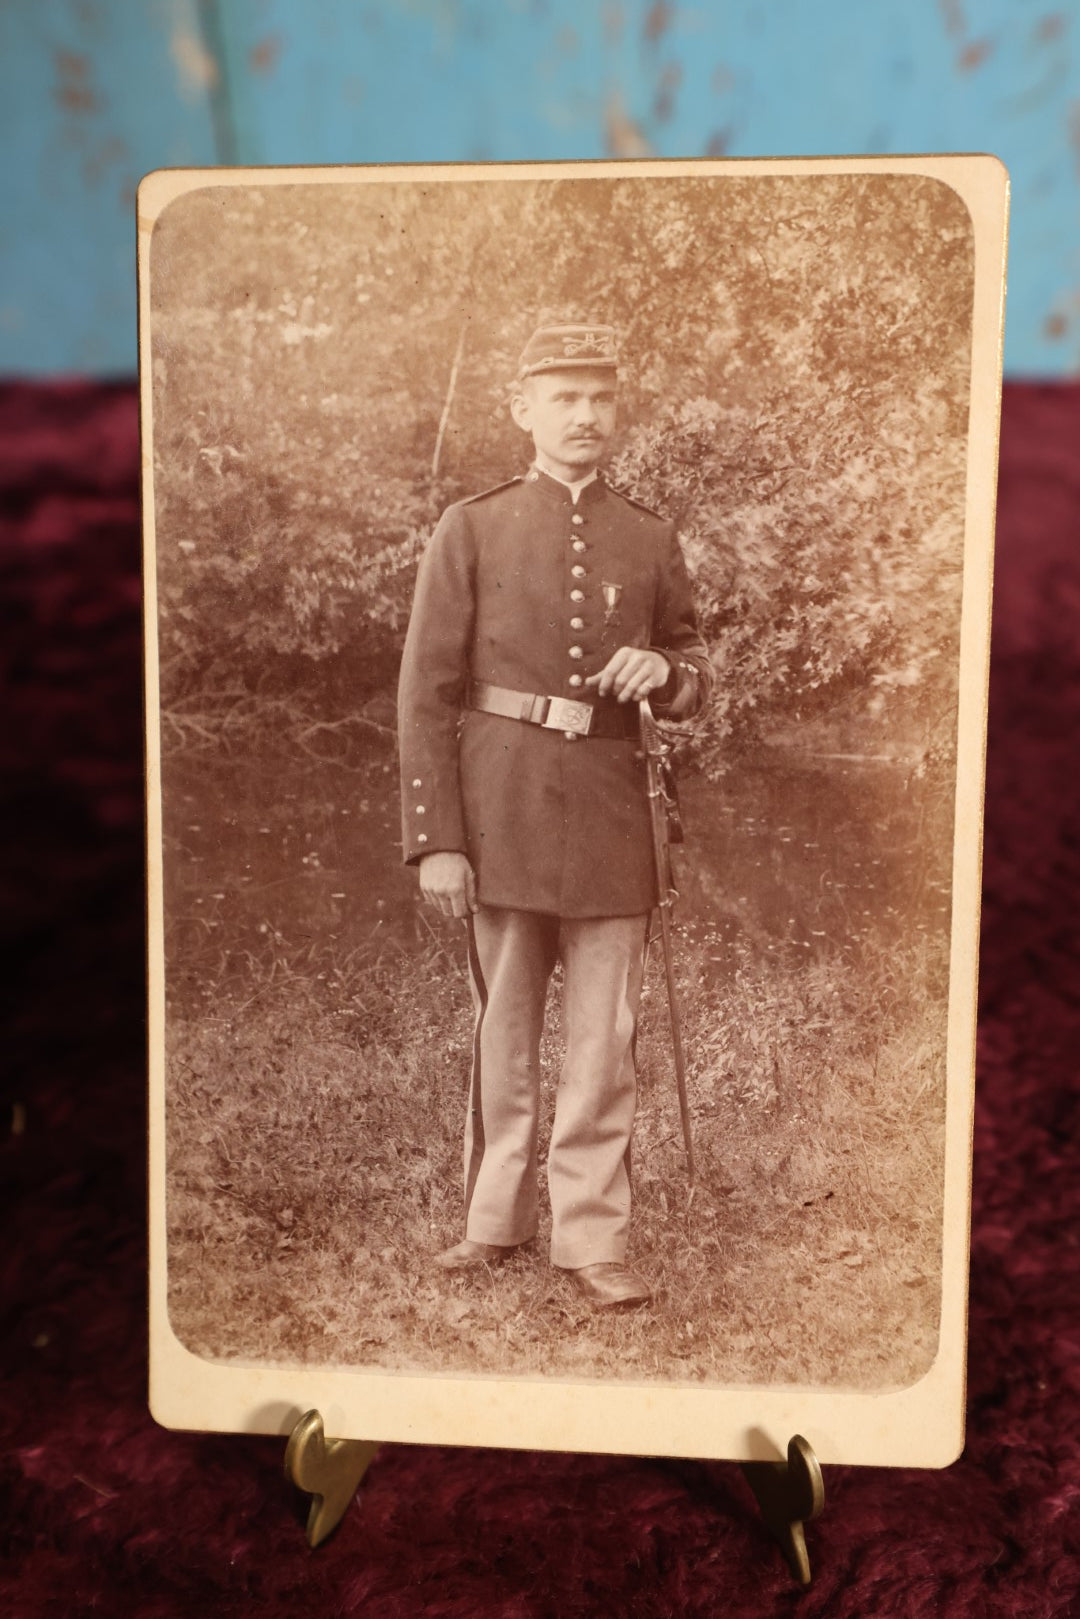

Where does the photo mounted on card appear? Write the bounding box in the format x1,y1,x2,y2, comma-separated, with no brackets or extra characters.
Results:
140,156,1007,1467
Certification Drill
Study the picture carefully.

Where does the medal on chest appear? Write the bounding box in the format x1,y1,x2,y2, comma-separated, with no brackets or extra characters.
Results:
602,581,623,629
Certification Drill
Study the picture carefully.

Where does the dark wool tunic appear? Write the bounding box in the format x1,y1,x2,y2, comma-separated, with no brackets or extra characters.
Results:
397,467,712,918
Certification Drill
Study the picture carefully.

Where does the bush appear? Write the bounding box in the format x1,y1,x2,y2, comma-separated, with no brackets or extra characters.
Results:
150,171,972,767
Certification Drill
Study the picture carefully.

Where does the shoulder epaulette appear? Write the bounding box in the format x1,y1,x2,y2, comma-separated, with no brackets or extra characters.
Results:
606,483,671,521
459,477,523,507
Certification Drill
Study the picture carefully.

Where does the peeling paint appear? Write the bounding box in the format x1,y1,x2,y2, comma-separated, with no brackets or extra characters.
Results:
938,0,966,40
957,37,994,72
2,0,1077,375
604,92,653,157
998,57,1069,118
53,50,99,115
83,134,128,188
171,12,220,99
250,35,282,74
653,60,681,122
643,0,673,47
1035,13,1067,44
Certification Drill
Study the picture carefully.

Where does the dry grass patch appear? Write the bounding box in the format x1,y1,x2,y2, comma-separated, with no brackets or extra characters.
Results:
165,924,946,1390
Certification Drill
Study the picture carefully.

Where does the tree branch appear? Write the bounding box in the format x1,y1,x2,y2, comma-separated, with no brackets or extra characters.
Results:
431,319,468,481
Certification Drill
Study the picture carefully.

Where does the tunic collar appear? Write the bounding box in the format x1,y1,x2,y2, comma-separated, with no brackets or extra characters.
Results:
524,464,606,508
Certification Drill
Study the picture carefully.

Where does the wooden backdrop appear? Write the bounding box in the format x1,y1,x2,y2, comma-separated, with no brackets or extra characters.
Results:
0,0,1077,376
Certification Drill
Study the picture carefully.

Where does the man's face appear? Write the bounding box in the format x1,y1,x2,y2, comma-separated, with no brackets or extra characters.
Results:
511,367,617,479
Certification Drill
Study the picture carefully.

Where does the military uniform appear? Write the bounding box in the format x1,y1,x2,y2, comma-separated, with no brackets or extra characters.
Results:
397,328,710,1275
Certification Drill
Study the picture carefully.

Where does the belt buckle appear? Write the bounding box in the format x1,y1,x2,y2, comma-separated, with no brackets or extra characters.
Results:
544,695,594,735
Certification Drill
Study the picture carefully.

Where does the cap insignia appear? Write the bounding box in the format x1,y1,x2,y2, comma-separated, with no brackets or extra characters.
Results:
564,332,615,358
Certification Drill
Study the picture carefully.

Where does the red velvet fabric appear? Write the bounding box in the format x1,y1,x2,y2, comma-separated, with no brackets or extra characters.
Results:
2,382,1078,1615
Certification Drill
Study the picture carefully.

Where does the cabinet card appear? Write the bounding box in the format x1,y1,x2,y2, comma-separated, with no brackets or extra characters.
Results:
141,155,1007,1467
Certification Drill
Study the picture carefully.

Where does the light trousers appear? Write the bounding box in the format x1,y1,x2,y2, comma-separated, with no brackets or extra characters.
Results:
463,906,648,1269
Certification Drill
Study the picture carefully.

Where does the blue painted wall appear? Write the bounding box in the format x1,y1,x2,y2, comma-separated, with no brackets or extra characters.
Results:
2,1,1077,375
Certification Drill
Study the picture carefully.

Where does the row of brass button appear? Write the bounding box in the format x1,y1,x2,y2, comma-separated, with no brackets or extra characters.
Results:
566,520,589,735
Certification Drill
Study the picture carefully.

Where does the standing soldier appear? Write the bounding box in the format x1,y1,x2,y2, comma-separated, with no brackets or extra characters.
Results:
398,324,711,1309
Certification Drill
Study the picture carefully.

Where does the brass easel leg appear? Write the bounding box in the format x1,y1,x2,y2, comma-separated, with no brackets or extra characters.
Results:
284,1410,379,1548
740,1434,825,1587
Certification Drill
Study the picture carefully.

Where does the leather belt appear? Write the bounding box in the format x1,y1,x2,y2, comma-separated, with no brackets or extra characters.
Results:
469,680,638,739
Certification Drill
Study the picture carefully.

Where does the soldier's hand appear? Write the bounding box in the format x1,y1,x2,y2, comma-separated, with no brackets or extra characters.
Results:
418,851,478,919
586,647,670,703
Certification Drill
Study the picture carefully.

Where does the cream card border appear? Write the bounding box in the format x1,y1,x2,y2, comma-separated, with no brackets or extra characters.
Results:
140,154,1008,1467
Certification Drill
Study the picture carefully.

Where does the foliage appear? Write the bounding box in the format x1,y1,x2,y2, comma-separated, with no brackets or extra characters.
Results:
150,171,973,762
610,392,967,771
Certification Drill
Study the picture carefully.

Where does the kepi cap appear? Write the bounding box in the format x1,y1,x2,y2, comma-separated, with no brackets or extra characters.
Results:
517,323,618,379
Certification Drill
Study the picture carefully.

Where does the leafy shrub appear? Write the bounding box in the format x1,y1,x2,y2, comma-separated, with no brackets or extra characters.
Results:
151,172,972,766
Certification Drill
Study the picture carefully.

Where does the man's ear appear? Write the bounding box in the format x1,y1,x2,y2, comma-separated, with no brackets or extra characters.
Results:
509,389,531,433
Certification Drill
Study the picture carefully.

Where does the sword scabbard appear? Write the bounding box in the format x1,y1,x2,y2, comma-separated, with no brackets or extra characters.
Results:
639,699,696,1184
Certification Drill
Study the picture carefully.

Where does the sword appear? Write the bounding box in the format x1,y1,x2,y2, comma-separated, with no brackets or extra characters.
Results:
639,697,696,1184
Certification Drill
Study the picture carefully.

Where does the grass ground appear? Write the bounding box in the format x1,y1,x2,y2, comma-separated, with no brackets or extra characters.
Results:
164,916,946,1390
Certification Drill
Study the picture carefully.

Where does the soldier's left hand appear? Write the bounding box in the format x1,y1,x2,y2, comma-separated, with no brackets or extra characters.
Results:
585,647,670,703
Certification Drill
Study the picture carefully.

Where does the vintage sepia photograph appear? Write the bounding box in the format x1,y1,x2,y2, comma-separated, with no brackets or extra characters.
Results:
141,158,1006,1465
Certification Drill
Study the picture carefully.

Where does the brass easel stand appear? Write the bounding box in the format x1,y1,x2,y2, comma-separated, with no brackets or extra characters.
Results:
284,1410,378,1548
740,1434,825,1585
285,1412,825,1581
